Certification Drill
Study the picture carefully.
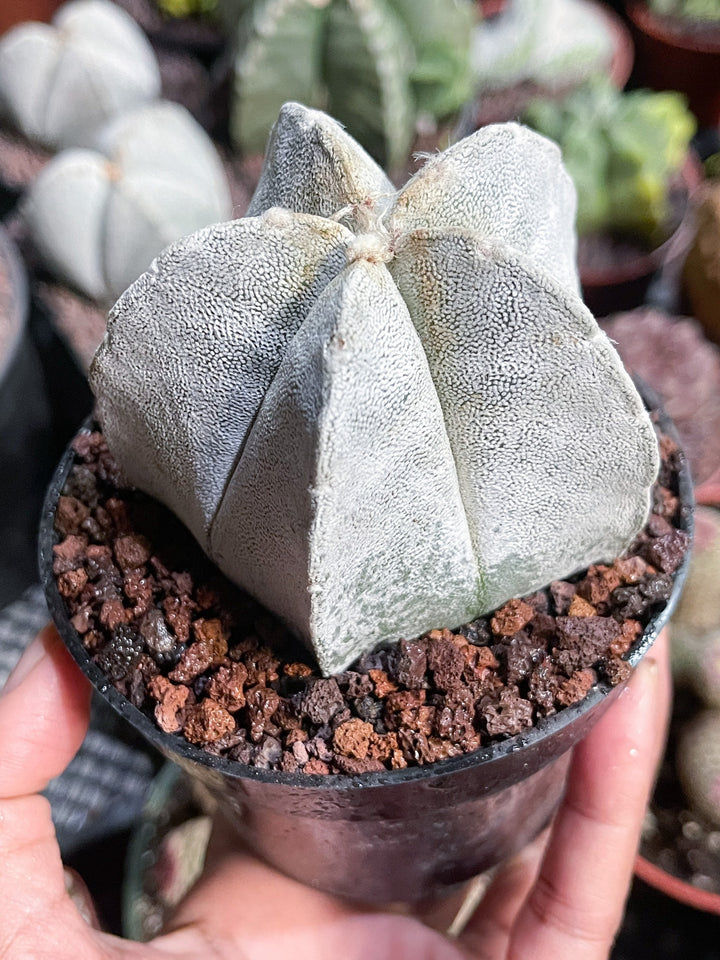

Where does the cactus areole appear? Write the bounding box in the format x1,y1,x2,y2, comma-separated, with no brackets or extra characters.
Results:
90,104,660,676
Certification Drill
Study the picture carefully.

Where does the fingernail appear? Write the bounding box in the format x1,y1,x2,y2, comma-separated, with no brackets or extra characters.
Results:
2,626,58,696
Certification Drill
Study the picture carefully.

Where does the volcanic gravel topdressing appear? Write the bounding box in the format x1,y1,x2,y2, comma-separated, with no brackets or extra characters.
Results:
51,419,689,775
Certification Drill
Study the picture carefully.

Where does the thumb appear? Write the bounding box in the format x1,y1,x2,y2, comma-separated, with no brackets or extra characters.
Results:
0,625,95,956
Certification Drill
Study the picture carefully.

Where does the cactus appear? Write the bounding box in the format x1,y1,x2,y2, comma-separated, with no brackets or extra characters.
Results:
89,103,659,676
219,0,475,170
647,0,720,20
671,507,720,707
523,78,696,246
677,710,720,827
471,0,615,94
683,182,720,346
0,0,161,152
23,101,233,305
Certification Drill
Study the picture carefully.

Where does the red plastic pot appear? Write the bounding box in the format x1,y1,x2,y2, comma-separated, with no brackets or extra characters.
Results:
579,153,703,318
627,2,720,129
0,0,61,33
636,849,720,915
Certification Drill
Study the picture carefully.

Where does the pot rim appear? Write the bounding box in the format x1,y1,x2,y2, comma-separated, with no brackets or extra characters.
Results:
0,224,29,384
627,2,720,55
579,152,703,289
39,389,693,792
635,853,720,915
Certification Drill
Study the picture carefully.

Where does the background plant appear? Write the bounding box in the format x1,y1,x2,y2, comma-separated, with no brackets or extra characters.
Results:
523,77,696,245
217,0,475,170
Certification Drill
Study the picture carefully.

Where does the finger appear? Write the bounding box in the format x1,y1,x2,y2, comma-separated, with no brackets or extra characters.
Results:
0,625,96,958
504,634,670,960
458,831,548,960
156,815,465,960
0,624,92,797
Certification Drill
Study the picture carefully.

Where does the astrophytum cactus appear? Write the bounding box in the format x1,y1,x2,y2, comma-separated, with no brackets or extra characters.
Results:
23,101,233,305
0,0,161,152
90,103,659,676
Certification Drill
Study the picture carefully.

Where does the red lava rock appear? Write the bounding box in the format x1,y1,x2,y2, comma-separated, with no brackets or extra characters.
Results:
334,755,387,775
162,595,195,643
52,535,89,574
58,568,89,599
426,634,465,690
577,565,622,608
613,556,650,584
55,496,91,537
169,624,228,683
304,758,331,775
490,599,535,636
114,534,152,572
368,669,398,698
644,530,691,575
333,718,374,760
284,662,313,679
205,662,248,712
245,684,281,743
183,699,235,744
567,595,597,618
148,676,191,733
395,638,428,688
98,599,129,630
550,580,577,615
481,688,534,737
556,669,597,707
300,678,344,724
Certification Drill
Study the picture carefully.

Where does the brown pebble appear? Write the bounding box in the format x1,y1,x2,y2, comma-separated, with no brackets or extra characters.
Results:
556,669,597,707
205,662,248,712
333,718,374,760
55,496,90,536
148,676,190,733
114,534,152,572
99,599,129,630
304,758,331,776
58,568,88,599
368,669,398,698
567,595,597,618
490,599,534,636
183,699,235,744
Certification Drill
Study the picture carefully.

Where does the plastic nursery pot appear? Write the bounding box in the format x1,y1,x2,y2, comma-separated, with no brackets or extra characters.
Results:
579,154,703,319
636,849,720,916
40,398,693,905
627,2,720,130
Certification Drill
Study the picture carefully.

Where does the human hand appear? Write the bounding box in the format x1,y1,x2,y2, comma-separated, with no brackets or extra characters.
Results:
0,624,670,960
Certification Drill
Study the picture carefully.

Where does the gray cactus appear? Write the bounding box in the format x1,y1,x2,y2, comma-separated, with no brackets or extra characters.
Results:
677,710,720,827
0,0,161,152
23,101,233,305
90,103,659,675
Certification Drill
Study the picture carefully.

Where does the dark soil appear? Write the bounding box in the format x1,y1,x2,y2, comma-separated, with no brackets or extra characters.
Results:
641,686,720,896
51,419,689,776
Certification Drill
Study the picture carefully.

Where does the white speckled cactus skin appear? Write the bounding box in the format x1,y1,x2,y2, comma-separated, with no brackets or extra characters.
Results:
0,0,161,151
23,101,233,305
90,103,659,676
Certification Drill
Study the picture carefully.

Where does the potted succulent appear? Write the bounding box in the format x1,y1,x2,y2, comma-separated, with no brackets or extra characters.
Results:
599,308,720,491
627,1,720,129
215,0,475,173
636,504,720,914
523,77,700,316
41,104,692,902
0,0,162,214
17,98,233,369
460,0,633,130
682,179,720,349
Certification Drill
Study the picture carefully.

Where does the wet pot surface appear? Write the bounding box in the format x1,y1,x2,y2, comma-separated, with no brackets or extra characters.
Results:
40,396,693,903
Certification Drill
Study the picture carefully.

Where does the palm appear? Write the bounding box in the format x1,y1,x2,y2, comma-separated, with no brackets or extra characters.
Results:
0,626,669,960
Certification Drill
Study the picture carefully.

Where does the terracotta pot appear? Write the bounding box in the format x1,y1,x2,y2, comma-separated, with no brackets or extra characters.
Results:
635,854,720,916
476,0,509,18
40,387,693,904
627,2,720,130
579,153,703,318
0,0,61,33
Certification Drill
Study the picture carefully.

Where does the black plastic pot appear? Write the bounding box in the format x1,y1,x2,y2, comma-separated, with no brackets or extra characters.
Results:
39,394,693,904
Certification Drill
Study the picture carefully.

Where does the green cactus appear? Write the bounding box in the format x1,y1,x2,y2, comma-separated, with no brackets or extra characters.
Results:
523,78,696,247
0,0,161,152
671,507,720,708
470,0,615,94
23,101,233,305
218,0,475,170
89,103,658,676
647,0,720,20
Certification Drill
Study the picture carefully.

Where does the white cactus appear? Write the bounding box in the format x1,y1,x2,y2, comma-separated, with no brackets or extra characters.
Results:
90,103,659,676
0,0,161,152
23,101,233,305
